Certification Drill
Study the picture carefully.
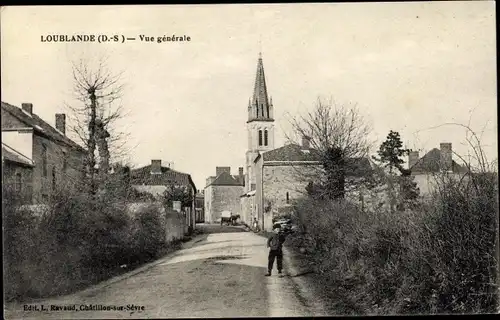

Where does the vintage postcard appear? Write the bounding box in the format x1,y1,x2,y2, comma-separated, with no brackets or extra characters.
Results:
1,2,498,318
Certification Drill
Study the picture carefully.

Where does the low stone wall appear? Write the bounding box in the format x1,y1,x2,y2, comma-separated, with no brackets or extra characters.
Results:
125,201,185,243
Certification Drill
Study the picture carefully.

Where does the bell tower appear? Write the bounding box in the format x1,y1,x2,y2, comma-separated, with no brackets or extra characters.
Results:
245,52,275,191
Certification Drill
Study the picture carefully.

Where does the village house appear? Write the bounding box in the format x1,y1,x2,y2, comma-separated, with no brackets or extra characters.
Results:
409,142,469,195
195,190,205,223
128,159,197,231
204,166,244,223
1,101,86,204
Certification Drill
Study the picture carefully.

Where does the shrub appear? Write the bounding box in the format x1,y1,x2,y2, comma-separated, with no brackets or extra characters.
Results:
3,188,40,300
292,170,498,315
3,185,178,301
420,172,498,314
130,203,167,260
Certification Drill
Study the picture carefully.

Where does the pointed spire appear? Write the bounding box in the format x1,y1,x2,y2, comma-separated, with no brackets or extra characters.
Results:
252,52,270,117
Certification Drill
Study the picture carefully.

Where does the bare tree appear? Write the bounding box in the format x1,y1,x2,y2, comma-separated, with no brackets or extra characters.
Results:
65,57,128,195
286,97,374,200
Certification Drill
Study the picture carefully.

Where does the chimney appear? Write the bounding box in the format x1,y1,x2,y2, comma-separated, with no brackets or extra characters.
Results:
216,166,231,176
55,113,66,135
440,143,453,172
151,159,162,174
302,136,311,149
238,167,244,184
21,103,33,115
408,151,419,170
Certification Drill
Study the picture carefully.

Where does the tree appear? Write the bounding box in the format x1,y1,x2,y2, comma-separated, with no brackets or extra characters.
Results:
66,57,127,195
373,130,410,175
288,97,373,200
162,185,193,209
373,130,420,211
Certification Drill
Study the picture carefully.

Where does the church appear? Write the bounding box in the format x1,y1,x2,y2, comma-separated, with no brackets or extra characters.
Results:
238,53,325,231
205,52,372,230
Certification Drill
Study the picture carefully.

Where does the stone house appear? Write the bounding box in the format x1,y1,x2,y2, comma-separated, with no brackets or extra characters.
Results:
204,166,244,223
1,101,86,204
128,159,197,231
408,142,469,196
246,136,373,231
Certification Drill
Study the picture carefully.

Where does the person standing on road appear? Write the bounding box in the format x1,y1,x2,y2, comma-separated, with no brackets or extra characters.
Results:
265,224,287,276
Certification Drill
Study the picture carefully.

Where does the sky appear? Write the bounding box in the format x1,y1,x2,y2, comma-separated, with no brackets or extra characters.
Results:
1,2,497,190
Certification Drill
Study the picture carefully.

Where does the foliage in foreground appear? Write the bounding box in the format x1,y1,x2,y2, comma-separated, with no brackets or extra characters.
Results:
291,171,498,315
3,187,182,301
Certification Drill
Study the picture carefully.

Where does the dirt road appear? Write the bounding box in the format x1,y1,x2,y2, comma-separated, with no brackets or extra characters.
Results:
5,224,325,318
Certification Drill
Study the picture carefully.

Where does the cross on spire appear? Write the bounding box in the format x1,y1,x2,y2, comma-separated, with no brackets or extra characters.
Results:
259,34,262,59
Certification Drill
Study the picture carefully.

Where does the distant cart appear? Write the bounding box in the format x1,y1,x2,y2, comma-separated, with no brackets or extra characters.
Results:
220,210,240,226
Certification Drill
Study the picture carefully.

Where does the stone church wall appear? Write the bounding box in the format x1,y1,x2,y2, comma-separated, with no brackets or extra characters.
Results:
262,165,319,214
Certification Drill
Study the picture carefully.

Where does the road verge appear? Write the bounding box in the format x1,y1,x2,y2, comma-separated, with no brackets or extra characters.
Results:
254,230,331,316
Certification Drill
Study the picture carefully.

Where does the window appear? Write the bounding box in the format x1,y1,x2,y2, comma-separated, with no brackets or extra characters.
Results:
266,104,270,118
15,172,22,193
62,152,67,171
261,104,264,117
264,130,268,146
42,144,48,177
258,130,263,146
286,192,290,204
52,166,56,191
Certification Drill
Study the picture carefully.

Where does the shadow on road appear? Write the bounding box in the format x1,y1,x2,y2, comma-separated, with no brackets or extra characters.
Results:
204,255,250,261
196,224,247,234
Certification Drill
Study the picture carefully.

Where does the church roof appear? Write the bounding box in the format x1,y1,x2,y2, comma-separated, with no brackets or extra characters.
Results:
261,144,321,162
411,148,467,173
248,53,273,122
258,143,373,177
209,171,243,186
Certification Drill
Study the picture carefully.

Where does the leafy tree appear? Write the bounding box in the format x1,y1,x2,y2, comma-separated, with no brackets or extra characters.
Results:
373,130,410,175
162,185,193,209
373,130,420,210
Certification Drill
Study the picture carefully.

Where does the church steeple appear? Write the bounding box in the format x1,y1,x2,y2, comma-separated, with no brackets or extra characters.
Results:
245,52,276,193
248,52,274,122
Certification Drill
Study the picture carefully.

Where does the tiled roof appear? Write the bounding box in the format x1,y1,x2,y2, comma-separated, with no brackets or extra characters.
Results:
260,144,373,177
232,174,245,185
129,165,196,190
262,144,322,162
2,143,34,167
1,101,86,152
411,148,467,173
209,171,243,186
344,157,373,177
